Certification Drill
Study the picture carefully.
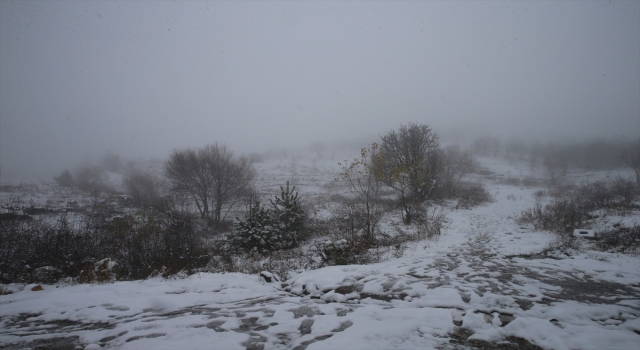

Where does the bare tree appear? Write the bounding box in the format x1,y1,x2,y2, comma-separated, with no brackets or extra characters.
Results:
374,123,440,224
436,145,478,198
337,143,381,241
164,144,255,227
164,148,212,219
204,144,255,226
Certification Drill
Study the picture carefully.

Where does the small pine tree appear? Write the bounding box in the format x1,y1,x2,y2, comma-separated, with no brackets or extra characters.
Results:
229,182,306,254
270,181,305,249
231,202,277,254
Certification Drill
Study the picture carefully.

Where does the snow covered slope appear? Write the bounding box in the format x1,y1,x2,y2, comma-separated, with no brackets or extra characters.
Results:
1,154,639,350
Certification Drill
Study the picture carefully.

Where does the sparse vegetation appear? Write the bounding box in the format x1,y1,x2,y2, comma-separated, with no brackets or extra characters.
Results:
3,131,637,286
518,177,639,236
518,199,590,233
596,226,640,255
0,208,210,283
18,126,489,282
455,182,493,209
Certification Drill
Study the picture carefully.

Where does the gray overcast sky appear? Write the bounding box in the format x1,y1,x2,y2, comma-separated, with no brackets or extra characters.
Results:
1,1,639,181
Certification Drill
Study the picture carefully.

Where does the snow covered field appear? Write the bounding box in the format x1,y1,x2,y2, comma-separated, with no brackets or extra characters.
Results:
1,152,639,350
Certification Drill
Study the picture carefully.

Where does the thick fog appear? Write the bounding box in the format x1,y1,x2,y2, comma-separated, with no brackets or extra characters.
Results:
1,1,638,182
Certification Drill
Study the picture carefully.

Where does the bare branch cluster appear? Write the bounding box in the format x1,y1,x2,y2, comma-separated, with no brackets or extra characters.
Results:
337,143,382,241
374,123,440,224
164,143,255,227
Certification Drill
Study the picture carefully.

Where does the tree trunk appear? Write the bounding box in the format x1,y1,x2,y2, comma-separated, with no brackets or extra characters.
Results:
214,198,223,227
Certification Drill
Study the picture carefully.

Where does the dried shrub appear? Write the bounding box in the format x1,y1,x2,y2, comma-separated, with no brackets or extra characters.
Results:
575,180,614,208
78,258,120,283
32,266,63,284
328,200,381,246
540,235,583,258
549,182,576,198
456,183,492,209
596,226,640,254
0,216,102,284
371,207,447,260
519,177,639,235
258,249,318,278
0,209,211,284
574,178,638,209
610,177,639,207
416,207,447,240
313,238,382,266
206,242,318,279
517,200,590,233
114,211,211,279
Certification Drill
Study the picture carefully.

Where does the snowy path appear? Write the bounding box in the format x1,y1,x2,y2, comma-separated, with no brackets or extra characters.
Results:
2,192,640,349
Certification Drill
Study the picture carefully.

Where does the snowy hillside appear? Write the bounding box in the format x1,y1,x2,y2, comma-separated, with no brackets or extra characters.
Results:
1,153,639,350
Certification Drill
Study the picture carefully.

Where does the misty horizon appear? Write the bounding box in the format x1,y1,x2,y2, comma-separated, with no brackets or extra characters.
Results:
1,1,639,182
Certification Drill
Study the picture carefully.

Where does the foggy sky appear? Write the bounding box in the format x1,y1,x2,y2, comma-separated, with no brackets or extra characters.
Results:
1,1,639,181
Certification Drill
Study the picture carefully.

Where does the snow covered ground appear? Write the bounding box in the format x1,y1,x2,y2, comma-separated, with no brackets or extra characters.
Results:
1,153,639,350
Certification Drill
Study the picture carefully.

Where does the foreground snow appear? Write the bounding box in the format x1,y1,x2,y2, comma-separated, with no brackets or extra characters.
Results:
2,251,639,349
1,157,640,349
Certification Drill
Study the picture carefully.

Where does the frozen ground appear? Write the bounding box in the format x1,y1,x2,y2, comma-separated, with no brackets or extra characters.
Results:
1,153,639,350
